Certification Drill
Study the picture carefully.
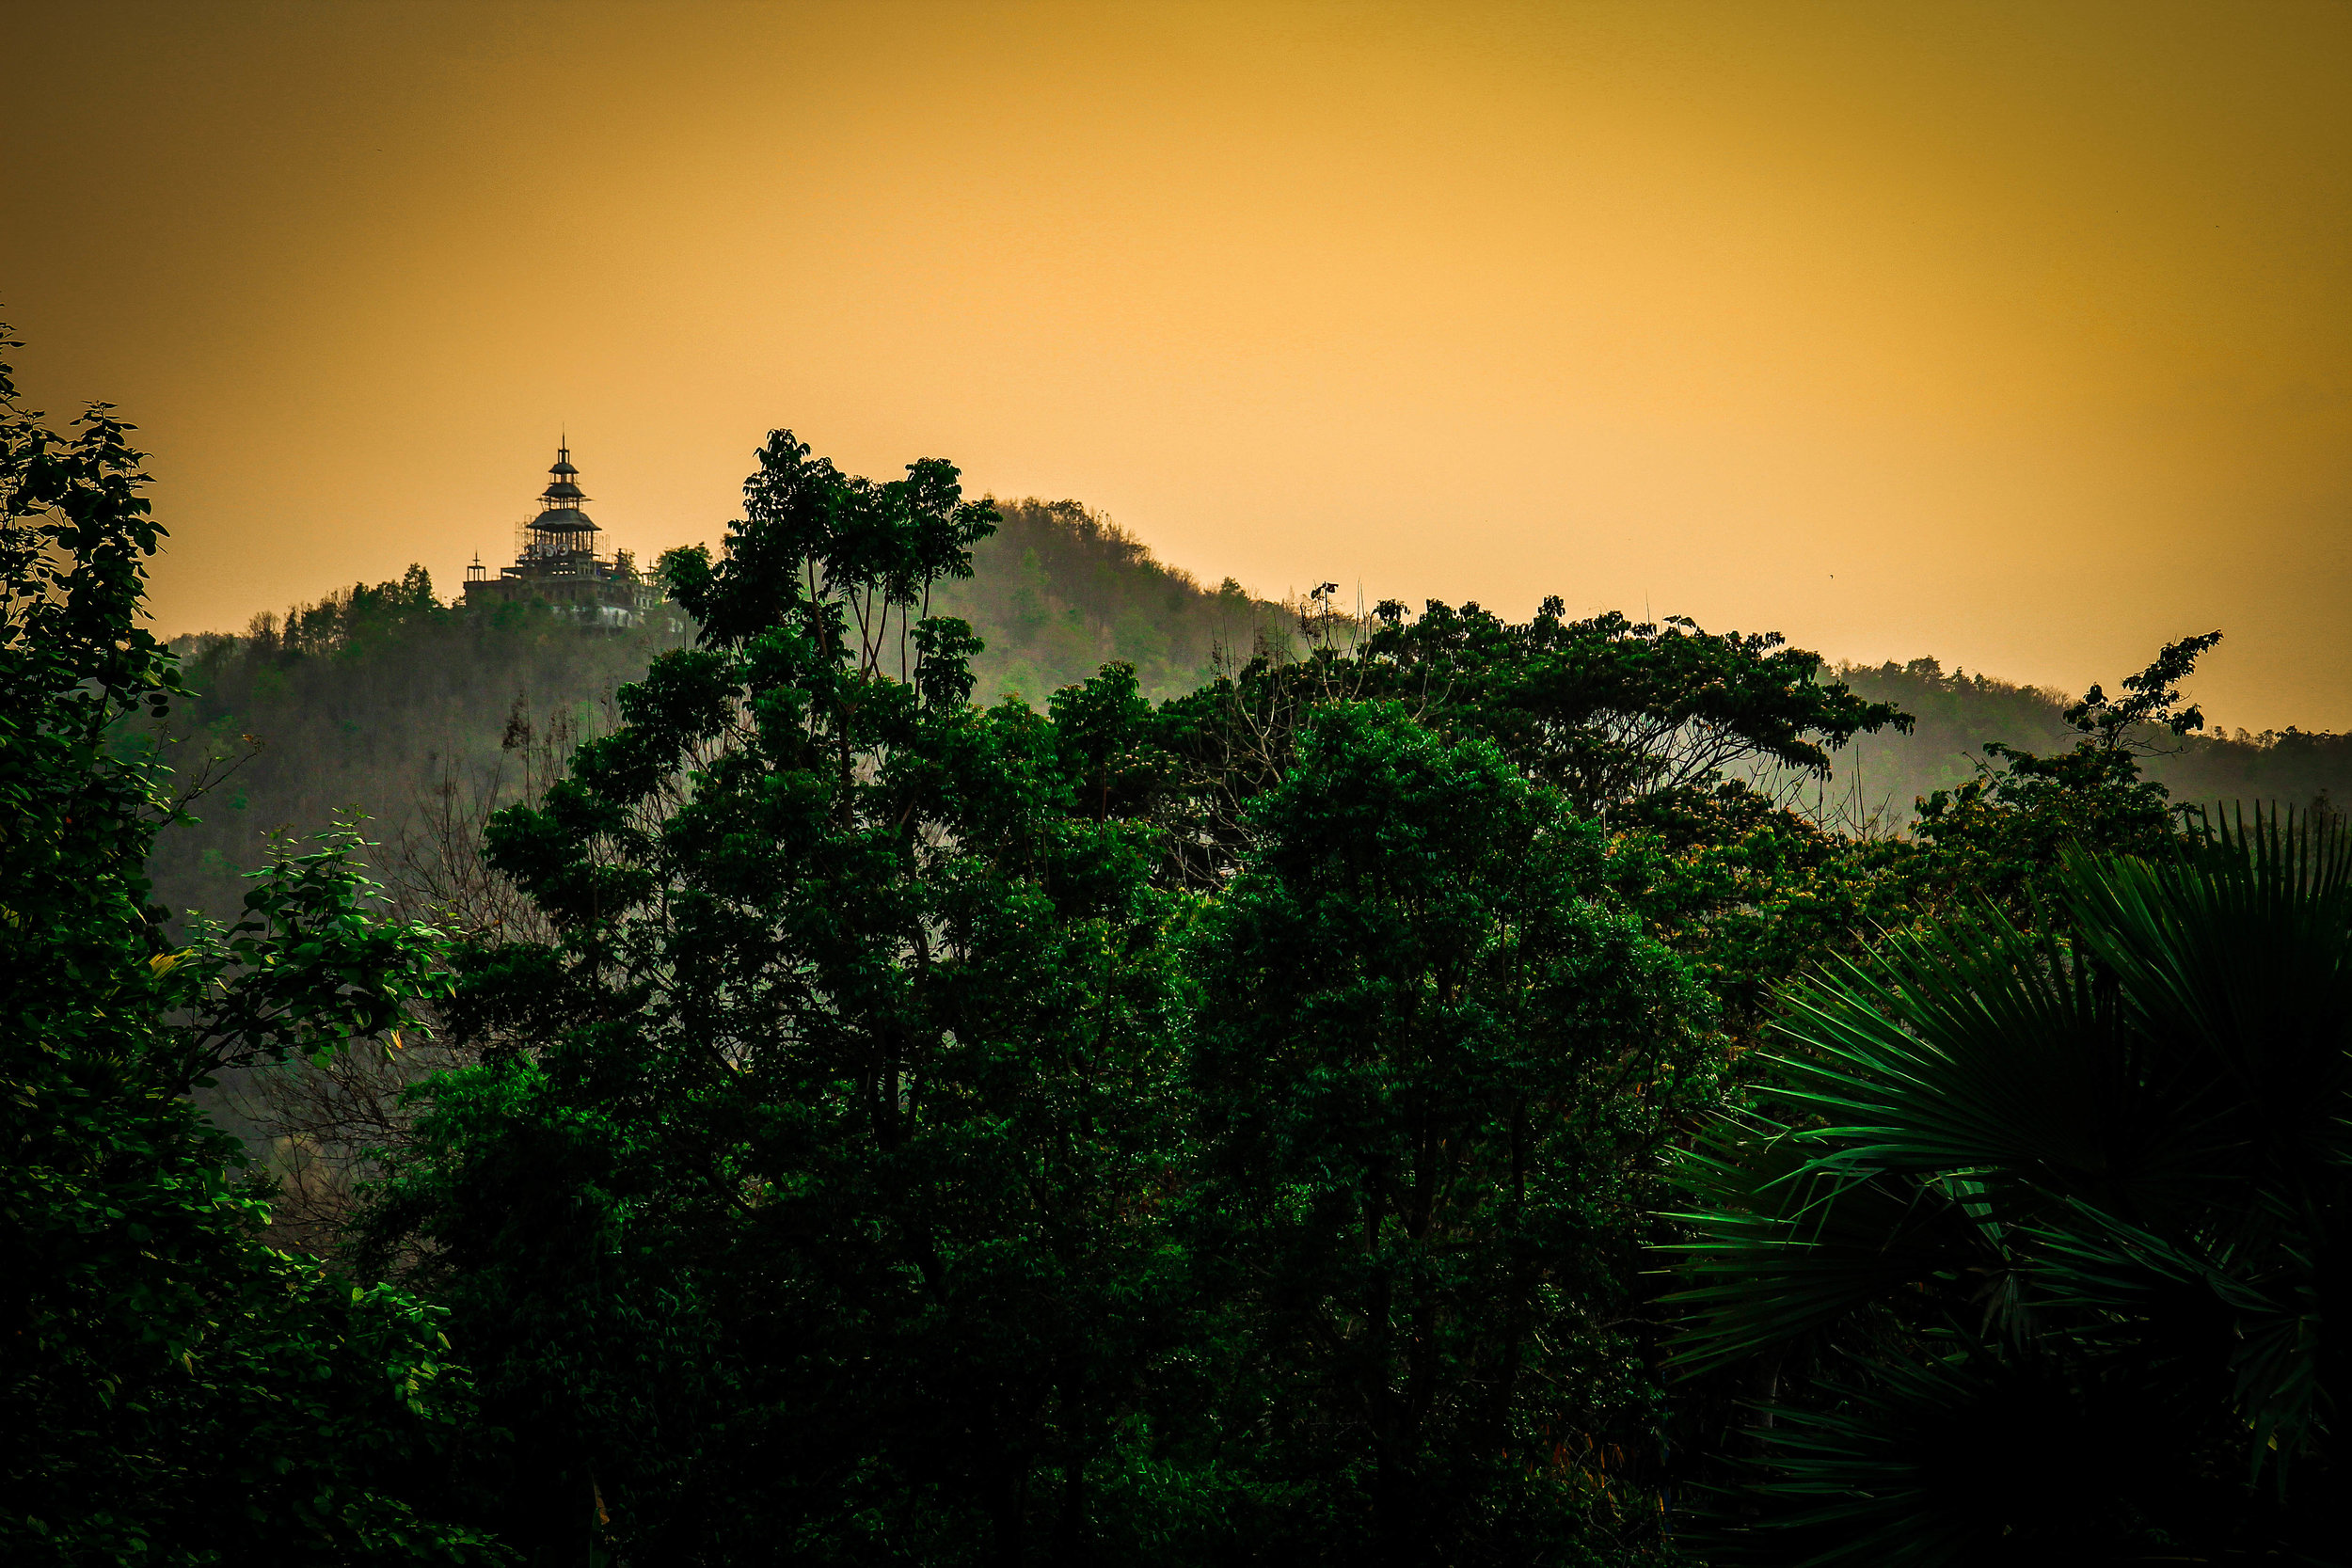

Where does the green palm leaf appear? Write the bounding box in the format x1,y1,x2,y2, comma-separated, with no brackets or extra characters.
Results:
1659,807,2349,1557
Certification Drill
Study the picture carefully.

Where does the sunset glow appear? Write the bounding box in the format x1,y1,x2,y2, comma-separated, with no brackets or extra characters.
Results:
9,0,2348,727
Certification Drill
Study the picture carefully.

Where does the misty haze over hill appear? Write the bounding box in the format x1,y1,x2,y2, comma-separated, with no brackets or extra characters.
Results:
145,496,2347,927
147,499,1295,922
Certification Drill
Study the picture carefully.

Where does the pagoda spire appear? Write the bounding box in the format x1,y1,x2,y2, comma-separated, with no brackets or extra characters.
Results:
527,437,596,567
463,438,654,627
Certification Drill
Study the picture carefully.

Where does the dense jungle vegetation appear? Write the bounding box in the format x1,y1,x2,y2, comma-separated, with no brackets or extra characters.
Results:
141,521,2344,938
142,497,1297,925
8,326,2347,1566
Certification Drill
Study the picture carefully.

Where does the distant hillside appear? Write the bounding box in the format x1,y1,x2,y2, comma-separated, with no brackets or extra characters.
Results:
1808,657,2350,832
150,585,684,926
146,498,1294,924
143,499,2344,927
940,497,1292,704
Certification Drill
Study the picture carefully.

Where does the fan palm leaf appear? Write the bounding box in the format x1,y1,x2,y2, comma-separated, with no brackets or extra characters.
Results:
1661,807,2348,1558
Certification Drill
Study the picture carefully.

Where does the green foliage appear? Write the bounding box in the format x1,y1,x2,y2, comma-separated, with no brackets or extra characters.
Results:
247,562,451,658
1909,635,2223,920
1354,600,1907,817
362,434,1900,1564
1813,647,2349,834
150,576,686,926
936,498,1290,705
79,345,2333,1566
1661,812,2347,1562
139,498,1285,939
1146,599,1918,1057
0,325,498,1564
362,433,1194,1562
1145,600,1909,959
1597,784,1915,1043
1184,703,1718,1563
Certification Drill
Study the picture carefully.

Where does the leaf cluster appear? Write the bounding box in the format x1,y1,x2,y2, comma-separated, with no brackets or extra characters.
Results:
1,326,499,1564
1662,813,2348,1562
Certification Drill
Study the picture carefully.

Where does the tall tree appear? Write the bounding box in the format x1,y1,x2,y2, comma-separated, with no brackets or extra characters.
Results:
1147,599,1915,1045
1185,702,1716,1565
1908,633,2225,920
0,327,496,1563
367,433,1187,1564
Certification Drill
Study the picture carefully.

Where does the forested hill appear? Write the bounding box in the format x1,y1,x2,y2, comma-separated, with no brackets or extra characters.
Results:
1810,657,2349,832
40,360,2350,1559
147,497,1295,923
939,497,1293,704
146,495,2345,927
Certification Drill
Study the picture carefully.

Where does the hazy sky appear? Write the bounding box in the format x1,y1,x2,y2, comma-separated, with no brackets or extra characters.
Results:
8,1,2348,730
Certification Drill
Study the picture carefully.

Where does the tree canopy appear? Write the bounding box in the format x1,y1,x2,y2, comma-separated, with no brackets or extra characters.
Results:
0,326,496,1564
9,323,2338,1565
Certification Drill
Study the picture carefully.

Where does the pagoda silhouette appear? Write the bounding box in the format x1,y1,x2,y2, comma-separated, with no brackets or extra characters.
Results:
462,442,661,626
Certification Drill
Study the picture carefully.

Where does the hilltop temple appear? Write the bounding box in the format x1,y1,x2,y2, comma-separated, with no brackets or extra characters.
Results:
462,443,663,626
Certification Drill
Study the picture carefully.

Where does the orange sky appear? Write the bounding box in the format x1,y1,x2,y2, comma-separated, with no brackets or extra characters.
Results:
8,0,2349,730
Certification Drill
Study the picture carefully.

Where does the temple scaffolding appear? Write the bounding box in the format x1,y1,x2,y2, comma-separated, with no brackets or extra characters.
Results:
462,443,666,627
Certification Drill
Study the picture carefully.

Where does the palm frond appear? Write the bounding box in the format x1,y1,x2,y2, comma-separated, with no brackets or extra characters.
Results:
1661,1115,1996,1377
1657,808,2351,1554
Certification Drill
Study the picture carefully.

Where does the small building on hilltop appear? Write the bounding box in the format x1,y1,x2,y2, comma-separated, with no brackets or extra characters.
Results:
464,443,664,627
